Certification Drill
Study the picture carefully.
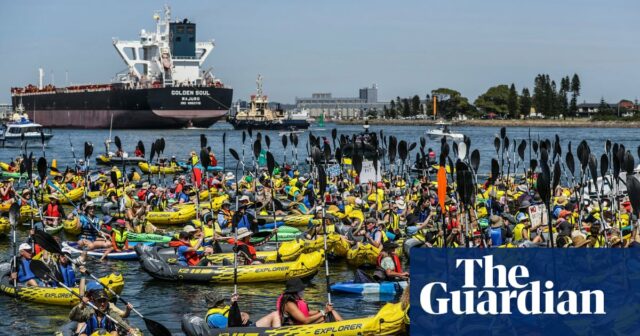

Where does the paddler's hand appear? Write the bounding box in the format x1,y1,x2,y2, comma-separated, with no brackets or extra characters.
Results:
79,265,87,274
324,303,334,313
81,296,90,306
272,227,279,233
125,303,133,312
10,272,16,280
231,293,239,302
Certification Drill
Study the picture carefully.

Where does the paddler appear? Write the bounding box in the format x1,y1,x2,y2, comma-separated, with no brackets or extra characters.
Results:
69,289,138,336
10,243,39,287
76,201,112,250
275,278,343,325
100,219,129,262
373,241,408,281
226,227,278,265
42,193,67,228
169,231,203,266
204,292,251,328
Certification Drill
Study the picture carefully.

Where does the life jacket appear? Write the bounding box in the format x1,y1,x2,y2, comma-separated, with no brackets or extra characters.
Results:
137,189,148,201
386,211,400,232
80,215,98,241
277,294,310,325
288,186,300,199
376,254,403,273
227,240,257,263
46,204,61,218
513,223,526,241
209,153,218,167
57,262,76,287
85,313,115,335
588,234,606,248
17,258,36,283
218,209,233,227
205,306,229,328
112,230,128,249
558,235,573,248
489,227,504,246
169,240,201,266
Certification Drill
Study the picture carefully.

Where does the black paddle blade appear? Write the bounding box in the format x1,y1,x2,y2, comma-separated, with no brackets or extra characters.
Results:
470,149,480,172
388,136,397,162
493,137,500,154
628,174,640,217
87,143,93,158
229,148,240,161
606,139,612,155
84,142,90,160
256,131,262,143
159,138,166,154
143,317,173,336
352,153,363,177
242,131,246,144
247,128,253,139
281,134,288,149
530,159,538,173
253,139,262,159
200,148,210,169
37,157,47,181
138,140,145,157
567,141,572,155
227,301,243,328
110,171,118,186
292,133,298,147
150,142,156,163
588,154,598,192
200,134,207,149
420,137,426,149
114,136,122,151
223,132,226,145
565,152,575,177
537,169,551,206
318,165,327,198
503,137,510,153
335,147,342,164
267,151,276,176
331,128,337,141
398,141,408,163
540,147,549,166
500,127,506,139
26,152,33,182
30,259,54,281
552,161,561,191
40,130,45,145
408,142,417,152
532,141,539,154
491,158,499,182
323,145,331,163
625,152,635,175
464,135,471,151
600,154,609,179
311,146,322,165
265,135,271,149
517,140,526,161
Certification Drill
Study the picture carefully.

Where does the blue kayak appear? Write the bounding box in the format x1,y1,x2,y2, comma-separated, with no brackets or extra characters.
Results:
177,162,224,172
62,241,154,261
258,222,287,230
330,281,408,295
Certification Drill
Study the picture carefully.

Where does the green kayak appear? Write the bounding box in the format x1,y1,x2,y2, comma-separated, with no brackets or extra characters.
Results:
128,232,172,243
252,225,301,243
1,171,27,179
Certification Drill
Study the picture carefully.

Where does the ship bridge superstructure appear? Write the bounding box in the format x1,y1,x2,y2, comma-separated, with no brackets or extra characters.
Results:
112,5,221,88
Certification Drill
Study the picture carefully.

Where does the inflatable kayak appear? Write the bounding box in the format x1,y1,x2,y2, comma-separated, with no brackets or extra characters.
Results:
346,244,380,267
63,218,81,236
62,241,153,261
0,263,124,306
0,171,26,179
147,205,197,225
42,187,85,204
0,218,9,236
181,301,407,336
256,214,315,227
95,154,146,165
128,232,172,244
136,244,323,283
138,161,183,174
19,205,40,223
331,281,408,295
44,222,64,235
177,162,224,172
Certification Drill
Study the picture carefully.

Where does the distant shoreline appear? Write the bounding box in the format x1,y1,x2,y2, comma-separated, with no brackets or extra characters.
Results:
333,118,640,128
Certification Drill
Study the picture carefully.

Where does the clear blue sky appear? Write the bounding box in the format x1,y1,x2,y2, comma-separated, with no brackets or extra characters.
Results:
1,0,638,105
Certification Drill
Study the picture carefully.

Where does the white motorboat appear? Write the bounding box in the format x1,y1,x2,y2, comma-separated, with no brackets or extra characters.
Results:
425,122,464,140
0,104,53,148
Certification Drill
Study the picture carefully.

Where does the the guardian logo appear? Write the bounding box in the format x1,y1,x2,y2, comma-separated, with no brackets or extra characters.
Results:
420,256,605,315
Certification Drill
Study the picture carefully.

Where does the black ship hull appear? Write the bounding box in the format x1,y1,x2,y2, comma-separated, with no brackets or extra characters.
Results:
11,86,233,129
227,118,310,130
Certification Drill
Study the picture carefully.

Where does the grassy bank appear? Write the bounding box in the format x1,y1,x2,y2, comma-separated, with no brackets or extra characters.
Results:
334,118,640,128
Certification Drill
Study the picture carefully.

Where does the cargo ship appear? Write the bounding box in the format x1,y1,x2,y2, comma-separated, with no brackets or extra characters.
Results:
9,6,232,129
228,75,310,130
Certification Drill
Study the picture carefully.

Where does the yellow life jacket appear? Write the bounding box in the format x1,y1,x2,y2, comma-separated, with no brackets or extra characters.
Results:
205,306,230,320
513,223,526,241
386,211,400,232
113,230,128,249
288,186,300,198
191,155,199,166
588,234,606,248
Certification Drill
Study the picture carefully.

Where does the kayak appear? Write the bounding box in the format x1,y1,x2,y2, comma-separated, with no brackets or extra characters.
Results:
136,244,323,283
257,214,315,227
42,187,85,204
128,232,172,244
62,241,153,261
331,280,408,295
63,218,81,236
44,222,64,235
347,243,380,267
95,154,146,165
0,201,11,213
19,205,40,223
0,171,26,179
199,194,230,210
177,162,224,172
0,218,9,236
147,204,197,225
0,263,124,306
138,161,183,174
181,301,407,336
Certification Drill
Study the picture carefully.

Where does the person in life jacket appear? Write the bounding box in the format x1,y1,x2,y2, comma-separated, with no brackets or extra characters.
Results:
69,289,137,336
382,202,401,236
169,231,203,266
206,146,218,167
204,292,251,328
76,202,112,251
42,193,67,228
587,221,606,248
374,241,408,281
274,278,343,326
52,253,86,288
101,220,129,261
358,218,384,249
134,146,143,158
217,201,234,229
10,243,39,287
485,215,513,247
226,227,278,265
0,178,15,202
555,219,574,248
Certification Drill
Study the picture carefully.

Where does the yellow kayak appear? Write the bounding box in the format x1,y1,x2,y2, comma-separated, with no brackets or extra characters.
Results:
199,194,229,210
42,187,85,204
63,217,81,236
0,217,9,236
138,161,183,174
147,204,197,225
0,201,12,213
347,243,380,267
20,205,41,223
0,272,124,306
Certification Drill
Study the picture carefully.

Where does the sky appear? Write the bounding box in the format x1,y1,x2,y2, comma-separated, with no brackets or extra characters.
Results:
1,0,638,105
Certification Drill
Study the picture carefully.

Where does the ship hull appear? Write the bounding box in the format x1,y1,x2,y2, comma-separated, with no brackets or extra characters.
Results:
11,86,233,129
228,118,310,130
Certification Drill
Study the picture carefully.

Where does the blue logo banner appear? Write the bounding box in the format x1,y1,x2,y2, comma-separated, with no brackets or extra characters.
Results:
409,249,640,335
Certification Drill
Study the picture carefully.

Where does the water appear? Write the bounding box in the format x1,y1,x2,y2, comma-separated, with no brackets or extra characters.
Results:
0,122,638,335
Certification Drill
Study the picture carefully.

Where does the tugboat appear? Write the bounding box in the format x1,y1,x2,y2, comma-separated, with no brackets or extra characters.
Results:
0,102,53,148
228,75,310,130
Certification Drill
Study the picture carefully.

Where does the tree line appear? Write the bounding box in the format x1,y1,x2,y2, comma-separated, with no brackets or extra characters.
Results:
380,74,597,119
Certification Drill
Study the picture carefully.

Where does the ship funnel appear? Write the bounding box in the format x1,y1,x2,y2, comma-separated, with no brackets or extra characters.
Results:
38,68,44,90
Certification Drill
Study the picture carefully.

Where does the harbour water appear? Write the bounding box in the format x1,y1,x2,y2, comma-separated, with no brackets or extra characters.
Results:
0,122,638,335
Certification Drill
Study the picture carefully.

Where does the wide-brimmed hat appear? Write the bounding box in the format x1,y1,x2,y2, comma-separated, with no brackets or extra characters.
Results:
49,193,59,200
142,182,150,189
19,243,32,251
382,241,399,251
396,200,406,210
183,225,197,233
519,200,531,209
85,201,95,208
572,236,590,248
205,292,226,307
239,195,250,203
226,172,235,180
236,227,253,239
284,278,306,293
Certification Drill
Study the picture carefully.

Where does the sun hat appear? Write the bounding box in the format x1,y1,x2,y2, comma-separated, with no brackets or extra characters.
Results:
236,227,253,239
183,225,197,233
19,243,32,251
205,292,226,307
284,278,306,294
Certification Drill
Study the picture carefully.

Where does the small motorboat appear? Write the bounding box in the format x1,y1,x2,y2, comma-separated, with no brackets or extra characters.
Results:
425,122,464,140
0,103,53,148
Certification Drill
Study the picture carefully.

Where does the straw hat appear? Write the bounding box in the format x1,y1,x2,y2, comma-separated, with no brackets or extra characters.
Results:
236,227,253,239
489,215,503,228
572,236,590,248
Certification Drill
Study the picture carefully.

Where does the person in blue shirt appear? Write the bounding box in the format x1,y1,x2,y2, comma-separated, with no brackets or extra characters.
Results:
77,202,112,250
10,243,38,287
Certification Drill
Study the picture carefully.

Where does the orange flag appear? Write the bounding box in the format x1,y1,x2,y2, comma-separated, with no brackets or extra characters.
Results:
437,166,447,214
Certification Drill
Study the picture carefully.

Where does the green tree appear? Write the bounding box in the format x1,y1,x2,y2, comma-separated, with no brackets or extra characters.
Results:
474,85,510,117
533,74,546,116
569,74,581,117
427,88,477,119
402,98,411,117
389,100,397,119
520,87,532,117
507,83,519,118
411,95,421,116
598,97,612,116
